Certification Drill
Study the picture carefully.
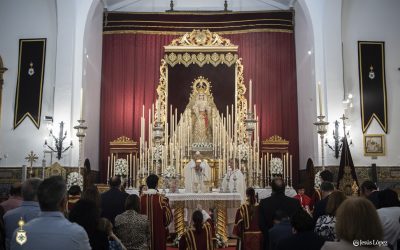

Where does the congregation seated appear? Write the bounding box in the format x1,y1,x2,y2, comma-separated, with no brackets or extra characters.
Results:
101,176,129,225
276,209,325,250
321,197,390,250
11,176,91,249
376,189,400,250
0,182,22,213
3,178,41,249
179,210,215,250
69,199,109,250
233,187,263,250
314,190,346,241
114,194,150,250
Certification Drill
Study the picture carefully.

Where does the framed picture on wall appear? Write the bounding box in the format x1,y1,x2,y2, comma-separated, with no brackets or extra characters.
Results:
363,134,385,156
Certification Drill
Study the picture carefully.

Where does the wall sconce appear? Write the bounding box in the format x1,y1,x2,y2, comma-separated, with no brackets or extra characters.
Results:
325,114,352,158
44,121,73,160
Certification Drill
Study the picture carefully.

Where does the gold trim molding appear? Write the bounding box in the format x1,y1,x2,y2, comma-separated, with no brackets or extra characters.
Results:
165,52,238,67
165,29,238,52
110,136,137,146
262,135,289,145
155,30,248,145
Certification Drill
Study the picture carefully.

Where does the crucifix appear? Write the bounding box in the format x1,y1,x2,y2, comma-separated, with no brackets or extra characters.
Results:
25,151,38,178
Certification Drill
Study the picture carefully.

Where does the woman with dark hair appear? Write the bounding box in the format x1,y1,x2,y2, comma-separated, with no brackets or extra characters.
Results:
81,186,101,210
69,199,109,250
233,187,263,250
314,190,346,241
114,194,150,250
304,158,320,211
179,210,214,250
83,158,92,190
377,189,400,250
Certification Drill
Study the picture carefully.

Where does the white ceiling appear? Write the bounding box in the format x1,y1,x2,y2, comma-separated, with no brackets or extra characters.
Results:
103,0,295,12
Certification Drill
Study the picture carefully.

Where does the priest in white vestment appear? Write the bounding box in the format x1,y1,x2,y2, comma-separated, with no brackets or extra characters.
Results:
184,152,211,193
222,159,246,202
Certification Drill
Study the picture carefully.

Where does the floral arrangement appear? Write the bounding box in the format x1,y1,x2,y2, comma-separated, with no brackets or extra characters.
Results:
66,172,83,190
114,158,128,176
270,157,283,175
163,165,177,178
314,170,322,189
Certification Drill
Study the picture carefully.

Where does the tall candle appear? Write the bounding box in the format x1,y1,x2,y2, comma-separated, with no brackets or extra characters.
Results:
249,80,252,113
317,81,323,116
107,156,110,182
80,87,83,120
290,155,293,184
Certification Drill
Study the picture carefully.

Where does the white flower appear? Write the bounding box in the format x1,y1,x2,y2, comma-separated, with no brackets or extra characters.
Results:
163,165,177,178
67,172,83,190
314,170,322,189
270,157,283,175
114,158,128,176
238,144,249,161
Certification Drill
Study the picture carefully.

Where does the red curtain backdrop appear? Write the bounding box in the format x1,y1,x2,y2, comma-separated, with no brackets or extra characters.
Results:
100,18,299,185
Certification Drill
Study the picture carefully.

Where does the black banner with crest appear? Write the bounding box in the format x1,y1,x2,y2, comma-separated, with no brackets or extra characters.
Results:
358,41,387,133
14,39,46,129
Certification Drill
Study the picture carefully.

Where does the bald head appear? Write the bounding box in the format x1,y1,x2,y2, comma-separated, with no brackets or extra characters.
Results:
109,176,121,188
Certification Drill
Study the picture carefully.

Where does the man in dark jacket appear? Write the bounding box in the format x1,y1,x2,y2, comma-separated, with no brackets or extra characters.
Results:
100,176,129,224
276,209,325,250
259,178,302,250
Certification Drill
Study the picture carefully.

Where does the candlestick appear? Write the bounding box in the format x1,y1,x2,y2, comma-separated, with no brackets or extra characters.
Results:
80,87,83,120
107,156,110,182
249,80,252,113
290,155,293,186
317,81,323,116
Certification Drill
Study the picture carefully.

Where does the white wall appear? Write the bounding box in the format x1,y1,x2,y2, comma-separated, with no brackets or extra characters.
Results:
294,0,318,169
0,0,57,167
83,0,104,171
341,0,400,167
0,0,100,169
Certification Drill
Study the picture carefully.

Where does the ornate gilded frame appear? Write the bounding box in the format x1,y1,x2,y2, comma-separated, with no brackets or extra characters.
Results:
363,134,385,156
155,29,248,143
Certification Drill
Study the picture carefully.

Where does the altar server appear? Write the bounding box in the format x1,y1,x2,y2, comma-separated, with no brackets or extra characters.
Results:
179,210,215,250
140,174,173,250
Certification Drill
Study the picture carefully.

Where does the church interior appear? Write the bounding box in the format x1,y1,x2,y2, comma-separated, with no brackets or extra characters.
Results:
0,0,399,249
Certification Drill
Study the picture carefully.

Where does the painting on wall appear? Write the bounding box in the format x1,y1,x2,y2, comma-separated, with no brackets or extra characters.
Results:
363,134,385,156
